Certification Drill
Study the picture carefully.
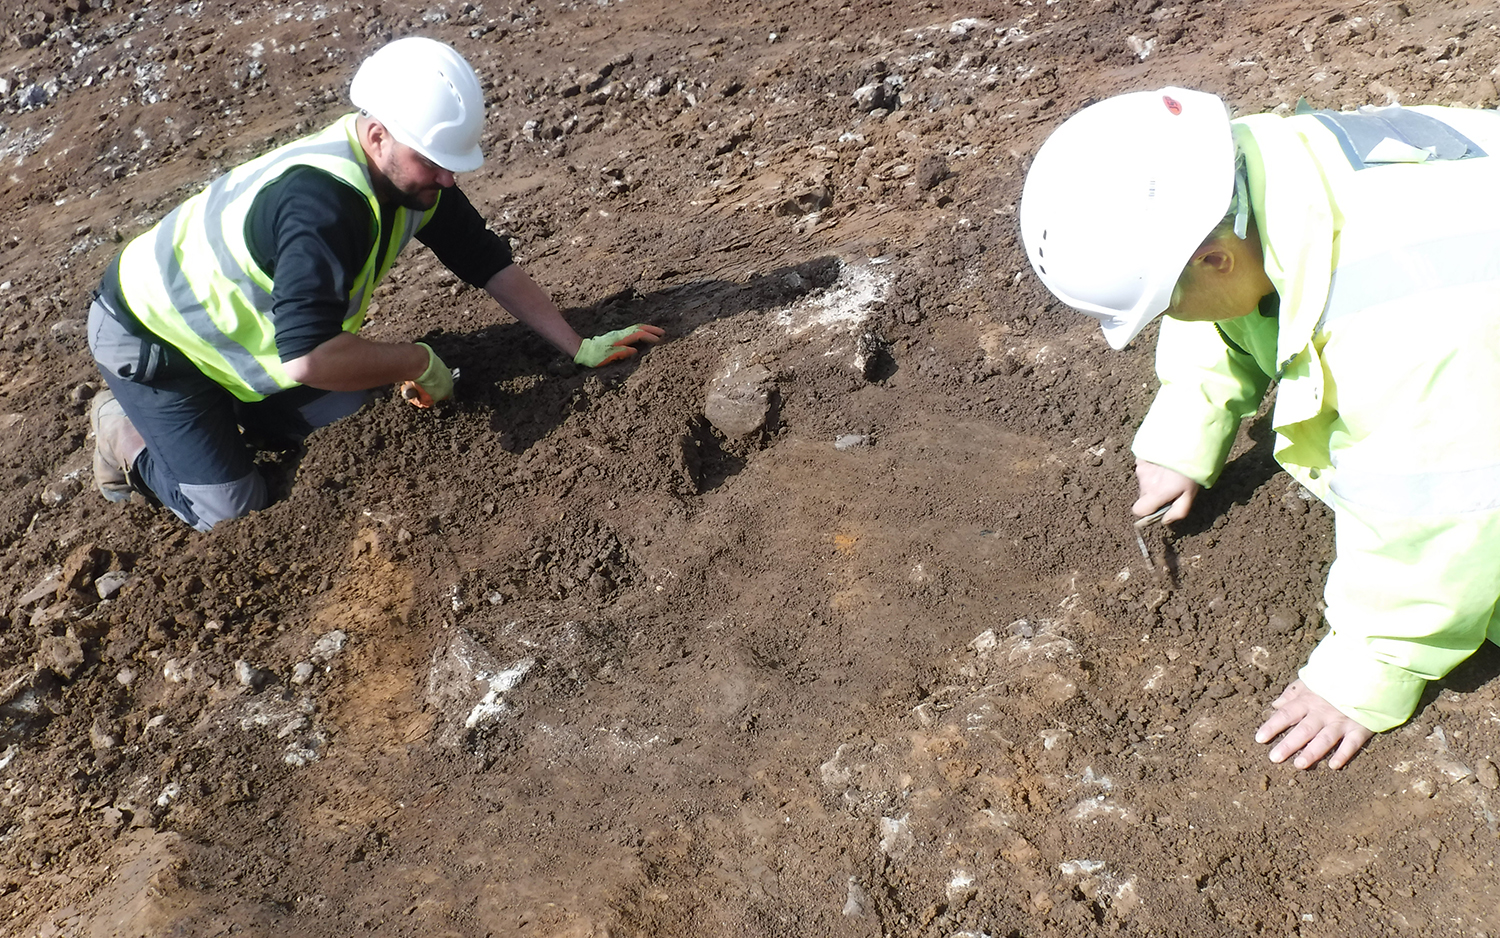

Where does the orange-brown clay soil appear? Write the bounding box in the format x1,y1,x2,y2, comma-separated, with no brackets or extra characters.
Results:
4,1,1500,935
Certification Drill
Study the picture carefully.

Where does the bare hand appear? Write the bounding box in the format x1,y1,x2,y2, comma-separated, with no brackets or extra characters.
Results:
1255,679,1375,770
1133,460,1200,523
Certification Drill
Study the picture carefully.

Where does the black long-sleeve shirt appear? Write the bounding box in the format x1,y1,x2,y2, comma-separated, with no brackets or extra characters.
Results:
102,166,513,361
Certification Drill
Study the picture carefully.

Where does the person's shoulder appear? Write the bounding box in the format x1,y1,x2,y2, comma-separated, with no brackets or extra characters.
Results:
271,164,362,198
261,165,372,217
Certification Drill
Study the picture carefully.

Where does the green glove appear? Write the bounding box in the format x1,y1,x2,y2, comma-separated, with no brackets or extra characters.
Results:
407,342,453,407
574,324,666,367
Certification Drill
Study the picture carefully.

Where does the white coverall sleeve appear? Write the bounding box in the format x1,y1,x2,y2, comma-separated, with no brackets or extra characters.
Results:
1294,297,1500,732
1302,501,1500,732
1131,316,1273,487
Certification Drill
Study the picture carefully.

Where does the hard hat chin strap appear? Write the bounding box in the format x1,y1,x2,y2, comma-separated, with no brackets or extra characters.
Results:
1229,151,1251,240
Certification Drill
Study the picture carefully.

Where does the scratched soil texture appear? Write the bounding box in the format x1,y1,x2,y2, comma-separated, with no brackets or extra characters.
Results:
4,0,1500,935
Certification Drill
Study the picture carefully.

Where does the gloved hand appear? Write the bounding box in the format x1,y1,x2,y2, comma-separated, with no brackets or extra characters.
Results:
401,342,453,408
574,324,666,367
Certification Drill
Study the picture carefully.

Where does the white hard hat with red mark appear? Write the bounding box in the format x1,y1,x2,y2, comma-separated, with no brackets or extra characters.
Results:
1019,87,1235,349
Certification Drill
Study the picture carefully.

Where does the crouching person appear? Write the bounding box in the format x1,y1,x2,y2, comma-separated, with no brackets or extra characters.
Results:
1019,87,1500,769
88,36,662,531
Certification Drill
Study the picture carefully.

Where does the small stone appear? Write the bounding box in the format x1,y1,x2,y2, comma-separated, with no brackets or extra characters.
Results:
912,155,949,190
0,670,64,744
1040,728,1073,751
1477,758,1499,791
1436,758,1475,783
853,82,891,112
115,667,136,686
1267,608,1301,635
834,433,871,451
95,570,130,599
843,878,870,917
40,476,83,507
309,630,347,663
1376,1,1409,24
61,543,106,593
235,659,271,689
854,332,891,380
17,570,64,608
38,634,85,679
773,187,832,216
30,600,75,630
89,717,118,750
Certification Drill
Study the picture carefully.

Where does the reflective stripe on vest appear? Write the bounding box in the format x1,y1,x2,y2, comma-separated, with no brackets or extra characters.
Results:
1301,109,1500,518
120,115,434,401
1330,462,1500,517
1296,103,1489,169
1318,230,1500,331
1318,233,1500,516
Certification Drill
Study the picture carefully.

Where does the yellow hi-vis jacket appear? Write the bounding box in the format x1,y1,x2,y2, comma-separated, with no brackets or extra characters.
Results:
1132,105,1500,732
116,114,436,401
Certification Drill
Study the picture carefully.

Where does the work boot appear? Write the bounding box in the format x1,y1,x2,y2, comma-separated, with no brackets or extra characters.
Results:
90,389,145,503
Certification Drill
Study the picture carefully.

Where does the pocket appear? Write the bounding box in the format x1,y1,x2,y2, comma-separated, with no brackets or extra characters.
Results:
88,299,169,383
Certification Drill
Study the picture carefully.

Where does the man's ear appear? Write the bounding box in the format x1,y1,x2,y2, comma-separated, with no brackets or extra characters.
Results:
358,117,392,156
1191,238,1236,275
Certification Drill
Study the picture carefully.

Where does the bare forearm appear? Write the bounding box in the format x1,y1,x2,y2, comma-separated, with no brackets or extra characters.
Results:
485,264,583,357
283,332,429,391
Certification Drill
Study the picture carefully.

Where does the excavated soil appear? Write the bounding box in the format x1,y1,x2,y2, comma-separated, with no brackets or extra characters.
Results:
5,0,1500,935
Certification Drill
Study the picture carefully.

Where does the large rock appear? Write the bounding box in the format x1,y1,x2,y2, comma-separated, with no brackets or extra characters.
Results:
704,363,772,438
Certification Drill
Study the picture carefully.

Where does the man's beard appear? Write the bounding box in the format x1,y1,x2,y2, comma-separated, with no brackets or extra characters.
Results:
393,186,442,211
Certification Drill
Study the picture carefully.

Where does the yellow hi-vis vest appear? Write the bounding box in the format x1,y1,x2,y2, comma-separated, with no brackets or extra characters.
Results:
117,114,436,401
1132,105,1500,731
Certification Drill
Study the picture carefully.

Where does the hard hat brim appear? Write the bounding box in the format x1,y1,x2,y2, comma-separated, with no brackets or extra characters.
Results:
409,137,484,173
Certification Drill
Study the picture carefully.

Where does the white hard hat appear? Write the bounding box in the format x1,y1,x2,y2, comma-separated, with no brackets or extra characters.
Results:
351,37,485,172
1019,87,1235,349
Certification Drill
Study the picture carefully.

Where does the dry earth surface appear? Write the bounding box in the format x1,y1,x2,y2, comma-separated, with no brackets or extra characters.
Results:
4,0,1500,935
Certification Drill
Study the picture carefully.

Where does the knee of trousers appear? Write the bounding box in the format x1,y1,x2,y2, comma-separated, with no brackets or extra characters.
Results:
298,389,374,429
176,471,269,532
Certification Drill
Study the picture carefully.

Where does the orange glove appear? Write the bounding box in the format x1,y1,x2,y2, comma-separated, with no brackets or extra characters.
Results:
399,342,453,408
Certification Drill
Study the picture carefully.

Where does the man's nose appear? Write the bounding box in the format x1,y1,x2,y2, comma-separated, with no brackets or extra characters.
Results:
436,169,456,188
